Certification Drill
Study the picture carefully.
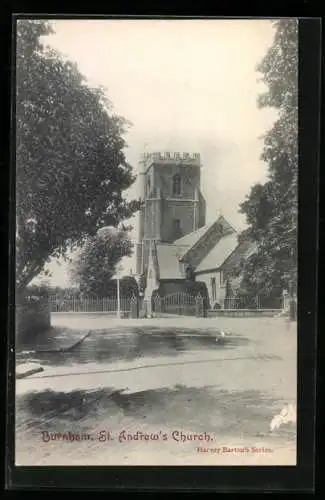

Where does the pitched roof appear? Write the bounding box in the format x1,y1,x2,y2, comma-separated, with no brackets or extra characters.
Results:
155,216,240,279
174,215,237,262
195,233,238,272
172,223,211,250
155,244,185,279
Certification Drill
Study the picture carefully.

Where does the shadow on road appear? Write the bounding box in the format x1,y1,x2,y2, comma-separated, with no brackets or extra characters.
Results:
16,383,296,446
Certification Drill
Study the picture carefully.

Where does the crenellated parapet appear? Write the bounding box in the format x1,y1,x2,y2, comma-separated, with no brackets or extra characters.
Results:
141,151,201,169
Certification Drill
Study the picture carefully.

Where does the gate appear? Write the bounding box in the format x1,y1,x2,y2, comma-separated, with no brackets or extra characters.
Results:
152,292,206,317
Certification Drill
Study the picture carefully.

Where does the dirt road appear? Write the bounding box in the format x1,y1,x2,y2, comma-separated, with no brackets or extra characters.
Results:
15,316,297,466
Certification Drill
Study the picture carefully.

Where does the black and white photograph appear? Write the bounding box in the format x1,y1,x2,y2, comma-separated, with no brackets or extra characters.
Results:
15,18,298,466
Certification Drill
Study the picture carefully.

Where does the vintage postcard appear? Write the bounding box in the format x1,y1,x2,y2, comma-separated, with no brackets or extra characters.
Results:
14,18,299,467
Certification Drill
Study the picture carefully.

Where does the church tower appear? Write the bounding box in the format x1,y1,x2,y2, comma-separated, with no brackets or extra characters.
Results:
135,151,206,278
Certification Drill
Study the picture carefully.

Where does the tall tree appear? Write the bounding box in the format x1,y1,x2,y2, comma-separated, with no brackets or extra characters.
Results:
16,20,139,294
237,19,298,297
69,226,134,297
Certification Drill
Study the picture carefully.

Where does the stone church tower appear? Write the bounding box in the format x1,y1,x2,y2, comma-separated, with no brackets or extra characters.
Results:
135,151,206,280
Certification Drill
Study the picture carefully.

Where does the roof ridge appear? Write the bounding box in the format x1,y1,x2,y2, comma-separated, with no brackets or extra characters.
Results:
179,216,237,262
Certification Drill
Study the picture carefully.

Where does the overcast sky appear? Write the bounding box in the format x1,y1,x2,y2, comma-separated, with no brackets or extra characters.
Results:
33,18,278,286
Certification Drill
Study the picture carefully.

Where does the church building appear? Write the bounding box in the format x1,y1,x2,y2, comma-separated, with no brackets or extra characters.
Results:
135,151,255,309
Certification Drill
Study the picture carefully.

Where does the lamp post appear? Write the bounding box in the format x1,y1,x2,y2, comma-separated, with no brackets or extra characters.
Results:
115,264,124,319
96,226,124,319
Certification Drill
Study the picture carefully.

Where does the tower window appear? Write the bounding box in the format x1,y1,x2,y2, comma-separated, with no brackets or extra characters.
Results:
172,219,182,238
172,173,181,195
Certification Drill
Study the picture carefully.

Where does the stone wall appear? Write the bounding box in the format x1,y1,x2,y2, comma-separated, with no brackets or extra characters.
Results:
16,299,51,341
207,309,280,318
160,199,201,242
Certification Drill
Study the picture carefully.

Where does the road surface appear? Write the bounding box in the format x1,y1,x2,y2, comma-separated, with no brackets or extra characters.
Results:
15,315,297,466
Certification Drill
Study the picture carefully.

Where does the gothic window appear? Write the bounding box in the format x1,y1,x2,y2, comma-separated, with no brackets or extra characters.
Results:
172,173,181,196
211,277,217,301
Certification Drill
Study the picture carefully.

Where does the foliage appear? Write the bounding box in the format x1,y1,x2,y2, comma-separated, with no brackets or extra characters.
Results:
25,282,50,299
102,276,139,299
184,281,209,302
69,226,134,297
237,19,298,296
49,286,79,295
16,20,140,293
